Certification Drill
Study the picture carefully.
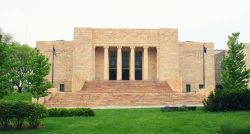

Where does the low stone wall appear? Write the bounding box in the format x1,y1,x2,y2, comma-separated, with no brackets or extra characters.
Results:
32,88,58,104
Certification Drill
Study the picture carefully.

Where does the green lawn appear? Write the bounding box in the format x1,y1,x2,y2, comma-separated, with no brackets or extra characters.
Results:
0,92,32,103
1,108,250,134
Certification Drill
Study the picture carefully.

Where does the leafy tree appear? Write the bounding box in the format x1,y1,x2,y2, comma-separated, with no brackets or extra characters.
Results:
0,34,12,98
220,32,250,90
0,28,13,43
27,50,51,102
9,44,35,92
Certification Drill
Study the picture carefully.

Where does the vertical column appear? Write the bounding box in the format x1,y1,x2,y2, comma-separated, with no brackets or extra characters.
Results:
143,46,149,80
104,46,109,80
117,46,122,80
156,46,160,80
130,46,135,80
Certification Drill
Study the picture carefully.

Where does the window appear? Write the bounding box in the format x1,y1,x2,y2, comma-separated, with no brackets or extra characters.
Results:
186,84,191,92
60,84,64,92
109,51,117,80
199,84,204,89
135,51,142,80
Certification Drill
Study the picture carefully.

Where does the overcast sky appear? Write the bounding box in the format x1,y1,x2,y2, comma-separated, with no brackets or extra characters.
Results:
1,0,250,49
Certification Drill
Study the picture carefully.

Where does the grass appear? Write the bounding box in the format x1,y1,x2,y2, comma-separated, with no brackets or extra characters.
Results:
0,92,32,103
0,108,250,134
221,121,250,134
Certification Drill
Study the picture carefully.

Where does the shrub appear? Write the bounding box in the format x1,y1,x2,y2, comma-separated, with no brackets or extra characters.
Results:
27,103,47,128
0,101,47,129
161,106,197,112
0,102,13,129
203,89,250,112
12,101,28,129
48,108,95,117
220,122,250,134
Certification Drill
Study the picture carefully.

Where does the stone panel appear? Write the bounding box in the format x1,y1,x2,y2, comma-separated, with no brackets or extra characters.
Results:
92,28,159,44
148,47,157,80
95,47,104,80
72,28,94,91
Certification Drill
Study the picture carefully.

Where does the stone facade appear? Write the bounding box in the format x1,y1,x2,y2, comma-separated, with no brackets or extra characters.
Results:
37,27,249,94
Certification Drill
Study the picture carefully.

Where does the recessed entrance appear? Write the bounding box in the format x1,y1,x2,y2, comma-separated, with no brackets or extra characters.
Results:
135,51,142,80
109,51,117,80
122,51,130,80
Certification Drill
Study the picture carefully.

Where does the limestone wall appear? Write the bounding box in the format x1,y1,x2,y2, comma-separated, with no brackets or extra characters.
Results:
36,41,73,92
73,28,94,91
243,44,250,87
179,42,215,92
214,50,225,85
158,29,182,92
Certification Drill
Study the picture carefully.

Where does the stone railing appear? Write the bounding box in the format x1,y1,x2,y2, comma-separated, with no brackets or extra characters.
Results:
32,88,58,104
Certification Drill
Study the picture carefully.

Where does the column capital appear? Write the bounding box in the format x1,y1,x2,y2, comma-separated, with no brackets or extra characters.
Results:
103,46,109,49
117,46,122,49
130,46,135,49
143,46,149,49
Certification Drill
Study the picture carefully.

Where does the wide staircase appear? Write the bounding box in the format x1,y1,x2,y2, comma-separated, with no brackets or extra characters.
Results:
44,81,206,108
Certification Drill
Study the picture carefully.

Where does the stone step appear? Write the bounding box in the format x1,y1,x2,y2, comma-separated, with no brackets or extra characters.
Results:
44,81,205,108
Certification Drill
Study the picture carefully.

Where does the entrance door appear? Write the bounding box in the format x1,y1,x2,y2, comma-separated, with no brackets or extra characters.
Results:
109,51,117,80
135,51,142,80
122,51,130,80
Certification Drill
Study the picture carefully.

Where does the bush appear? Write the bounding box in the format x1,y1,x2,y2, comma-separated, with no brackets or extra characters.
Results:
48,108,95,117
0,101,47,129
203,89,250,112
27,103,47,128
0,102,13,129
12,101,28,129
161,106,197,112
220,122,250,134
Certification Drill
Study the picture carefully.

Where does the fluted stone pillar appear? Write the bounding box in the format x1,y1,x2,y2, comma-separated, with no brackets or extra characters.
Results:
117,46,122,80
130,46,135,80
104,46,109,80
143,46,149,80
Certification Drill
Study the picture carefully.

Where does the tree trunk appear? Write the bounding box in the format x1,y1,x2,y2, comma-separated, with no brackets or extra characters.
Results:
18,86,22,93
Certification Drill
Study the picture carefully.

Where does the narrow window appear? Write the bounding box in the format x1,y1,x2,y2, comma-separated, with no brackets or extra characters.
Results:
60,84,64,92
186,84,191,92
199,84,204,89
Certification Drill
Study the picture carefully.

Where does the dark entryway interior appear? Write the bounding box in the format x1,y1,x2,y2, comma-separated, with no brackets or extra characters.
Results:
122,51,130,80
135,51,142,80
109,51,117,80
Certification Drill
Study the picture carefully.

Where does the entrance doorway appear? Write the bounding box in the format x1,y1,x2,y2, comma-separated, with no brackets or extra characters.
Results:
135,51,142,80
109,51,117,80
122,51,130,80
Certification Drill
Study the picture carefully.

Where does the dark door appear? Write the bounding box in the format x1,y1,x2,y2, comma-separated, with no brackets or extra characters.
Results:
122,51,130,80
60,84,64,92
135,51,142,80
109,51,117,80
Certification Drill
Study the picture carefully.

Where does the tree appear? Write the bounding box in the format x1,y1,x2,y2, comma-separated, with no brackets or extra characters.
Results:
0,34,12,98
220,32,250,90
27,50,51,102
9,44,35,92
